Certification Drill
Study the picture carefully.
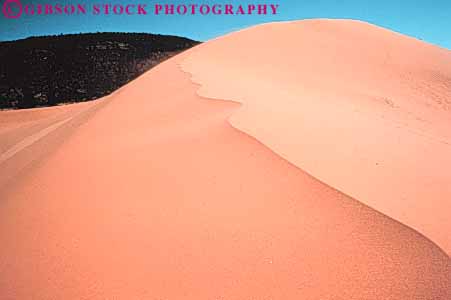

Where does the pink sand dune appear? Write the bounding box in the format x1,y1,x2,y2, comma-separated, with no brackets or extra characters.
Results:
181,19,451,254
0,20,450,300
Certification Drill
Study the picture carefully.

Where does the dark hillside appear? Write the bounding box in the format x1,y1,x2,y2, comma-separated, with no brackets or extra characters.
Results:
0,32,199,109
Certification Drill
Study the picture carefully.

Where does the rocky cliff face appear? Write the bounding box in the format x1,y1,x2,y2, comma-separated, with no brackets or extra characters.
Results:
0,32,199,109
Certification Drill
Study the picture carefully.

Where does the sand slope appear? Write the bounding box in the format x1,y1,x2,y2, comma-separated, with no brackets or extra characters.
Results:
0,101,101,189
0,20,450,299
181,19,451,254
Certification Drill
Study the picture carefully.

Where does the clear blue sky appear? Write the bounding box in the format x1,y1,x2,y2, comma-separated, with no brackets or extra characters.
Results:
0,0,450,49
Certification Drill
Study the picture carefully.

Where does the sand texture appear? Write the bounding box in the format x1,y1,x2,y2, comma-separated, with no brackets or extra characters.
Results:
0,20,450,300
181,19,451,254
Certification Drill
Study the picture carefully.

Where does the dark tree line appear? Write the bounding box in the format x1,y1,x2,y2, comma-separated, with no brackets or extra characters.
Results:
0,32,199,109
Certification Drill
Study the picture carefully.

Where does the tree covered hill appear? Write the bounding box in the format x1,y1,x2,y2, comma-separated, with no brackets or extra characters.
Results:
0,32,199,109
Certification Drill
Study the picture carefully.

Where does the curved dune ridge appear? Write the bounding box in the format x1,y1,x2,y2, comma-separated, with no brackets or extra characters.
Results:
181,19,451,254
0,20,450,299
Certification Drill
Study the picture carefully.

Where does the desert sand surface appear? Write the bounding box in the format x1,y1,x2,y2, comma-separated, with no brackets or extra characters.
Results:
182,19,451,254
0,20,450,300
0,101,105,189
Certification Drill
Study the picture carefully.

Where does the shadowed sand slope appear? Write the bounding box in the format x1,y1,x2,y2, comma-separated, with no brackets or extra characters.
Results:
181,19,451,254
0,22,450,299
0,101,102,189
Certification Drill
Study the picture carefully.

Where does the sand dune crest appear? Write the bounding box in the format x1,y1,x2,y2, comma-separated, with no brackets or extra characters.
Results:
0,20,449,299
181,19,451,254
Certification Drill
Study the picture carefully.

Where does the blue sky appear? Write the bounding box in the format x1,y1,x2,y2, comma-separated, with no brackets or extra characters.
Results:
0,0,450,49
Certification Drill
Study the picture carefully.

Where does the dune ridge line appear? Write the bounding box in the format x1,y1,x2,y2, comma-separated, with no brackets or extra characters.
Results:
179,19,451,254
177,50,451,258
0,20,450,299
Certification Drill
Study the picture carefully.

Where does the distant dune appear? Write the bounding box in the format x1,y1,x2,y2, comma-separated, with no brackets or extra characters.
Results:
0,20,449,300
